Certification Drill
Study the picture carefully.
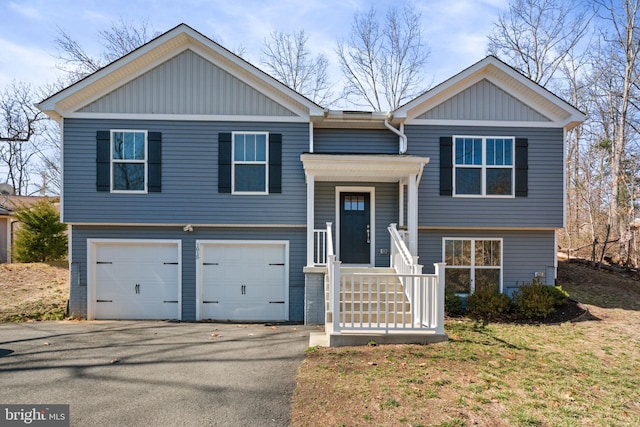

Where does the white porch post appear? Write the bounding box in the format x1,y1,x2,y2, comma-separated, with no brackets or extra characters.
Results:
433,262,446,335
407,174,418,254
306,173,315,266
398,181,405,228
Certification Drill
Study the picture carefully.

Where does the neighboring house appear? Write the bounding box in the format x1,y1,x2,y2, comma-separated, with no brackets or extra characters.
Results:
0,196,58,263
0,204,10,263
37,24,584,345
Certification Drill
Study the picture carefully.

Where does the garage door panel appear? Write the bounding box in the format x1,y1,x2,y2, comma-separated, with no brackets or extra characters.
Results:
199,242,288,321
92,241,180,320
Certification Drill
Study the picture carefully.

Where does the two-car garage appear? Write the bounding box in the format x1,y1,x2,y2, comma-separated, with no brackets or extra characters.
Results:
87,239,289,322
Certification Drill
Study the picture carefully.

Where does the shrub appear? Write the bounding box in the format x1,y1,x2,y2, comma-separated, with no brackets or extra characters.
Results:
445,291,464,316
12,200,67,262
466,286,511,323
512,279,569,320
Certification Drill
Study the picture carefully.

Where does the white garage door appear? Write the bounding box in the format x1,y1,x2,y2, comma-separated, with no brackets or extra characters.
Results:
90,240,181,320
198,241,288,321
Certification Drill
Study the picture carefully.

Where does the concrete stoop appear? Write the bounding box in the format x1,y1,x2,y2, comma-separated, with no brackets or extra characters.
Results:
309,329,448,347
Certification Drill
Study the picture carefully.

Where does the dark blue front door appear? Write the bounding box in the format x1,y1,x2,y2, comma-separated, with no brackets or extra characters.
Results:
340,192,370,264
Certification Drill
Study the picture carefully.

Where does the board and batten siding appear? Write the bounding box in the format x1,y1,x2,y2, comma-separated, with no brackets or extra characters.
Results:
418,229,556,292
63,119,308,225
406,125,564,228
79,49,298,117
70,225,306,321
418,79,550,122
313,128,400,154
314,181,398,267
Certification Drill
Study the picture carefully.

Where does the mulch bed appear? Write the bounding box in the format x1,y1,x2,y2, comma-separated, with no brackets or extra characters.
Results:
535,299,590,324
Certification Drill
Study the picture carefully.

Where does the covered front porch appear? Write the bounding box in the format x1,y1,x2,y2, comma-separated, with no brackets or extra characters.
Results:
301,153,448,346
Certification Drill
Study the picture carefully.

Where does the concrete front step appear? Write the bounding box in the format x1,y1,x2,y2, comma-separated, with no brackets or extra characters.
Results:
326,311,413,323
326,291,406,300
325,294,409,312
309,330,449,347
331,301,412,311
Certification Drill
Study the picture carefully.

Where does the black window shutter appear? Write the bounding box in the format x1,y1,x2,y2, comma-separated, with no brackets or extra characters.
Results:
440,136,453,196
515,138,528,197
218,132,232,193
147,132,162,192
96,131,111,192
269,133,282,194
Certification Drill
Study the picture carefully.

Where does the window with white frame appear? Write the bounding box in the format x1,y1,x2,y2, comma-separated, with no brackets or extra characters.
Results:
111,130,147,192
444,238,502,295
233,132,268,193
454,136,514,196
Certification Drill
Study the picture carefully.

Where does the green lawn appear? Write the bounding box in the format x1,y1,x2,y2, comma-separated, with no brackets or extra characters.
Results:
291,262,640,426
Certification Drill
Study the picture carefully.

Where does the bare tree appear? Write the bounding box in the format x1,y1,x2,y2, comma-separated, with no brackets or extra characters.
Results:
262,30,333,105
487,0,592,87
0,82,48,195
336,6,430,111
54,18,161,83
592,0,640,261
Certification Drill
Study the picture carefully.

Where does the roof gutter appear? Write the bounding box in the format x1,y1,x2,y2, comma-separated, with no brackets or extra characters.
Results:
384,114,407,154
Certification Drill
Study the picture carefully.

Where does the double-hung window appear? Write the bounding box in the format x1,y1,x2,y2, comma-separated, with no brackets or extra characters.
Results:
232,132,268,194
111,130,147,192
444,238,502,295
454,136,514,196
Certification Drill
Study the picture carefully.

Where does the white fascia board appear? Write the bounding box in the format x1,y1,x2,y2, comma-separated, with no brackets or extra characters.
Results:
301,153,430,182
184,35,324,118
394,56,585,130
38,25,192,113
38,24,323,120
64,112,310,123
404,119,562,128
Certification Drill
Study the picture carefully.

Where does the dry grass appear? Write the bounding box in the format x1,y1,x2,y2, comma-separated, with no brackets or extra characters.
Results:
291,261,640,427
0,262,69,322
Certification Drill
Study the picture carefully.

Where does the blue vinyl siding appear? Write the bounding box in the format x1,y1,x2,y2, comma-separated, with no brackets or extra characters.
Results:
313,128,399,154
406,125,564,228
63,119,308,225
418,229,556,293
70,225,306,321
313,181,398,267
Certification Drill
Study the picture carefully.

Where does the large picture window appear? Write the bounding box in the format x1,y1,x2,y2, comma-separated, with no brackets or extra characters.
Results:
111,130,147,192
454,136,514,197
443,238,502,295
233,132,268,194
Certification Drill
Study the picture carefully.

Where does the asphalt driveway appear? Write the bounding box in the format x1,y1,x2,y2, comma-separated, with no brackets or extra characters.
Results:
0,321,315,426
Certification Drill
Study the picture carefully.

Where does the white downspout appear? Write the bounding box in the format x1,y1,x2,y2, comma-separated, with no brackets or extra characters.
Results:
384,115,407,154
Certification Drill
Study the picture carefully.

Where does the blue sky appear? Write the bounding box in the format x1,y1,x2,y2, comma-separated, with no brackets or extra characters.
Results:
1,0,508,92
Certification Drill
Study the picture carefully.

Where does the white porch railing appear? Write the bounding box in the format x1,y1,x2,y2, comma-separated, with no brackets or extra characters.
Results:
332,269,444,334
388,223,421,276
325,223,445,336
313,228,328,265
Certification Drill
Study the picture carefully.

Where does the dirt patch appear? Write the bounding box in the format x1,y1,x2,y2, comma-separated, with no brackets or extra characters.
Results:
0,262,69,321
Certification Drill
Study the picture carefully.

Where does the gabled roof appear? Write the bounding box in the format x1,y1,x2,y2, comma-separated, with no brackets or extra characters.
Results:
38,23,325,121
393,56,585,131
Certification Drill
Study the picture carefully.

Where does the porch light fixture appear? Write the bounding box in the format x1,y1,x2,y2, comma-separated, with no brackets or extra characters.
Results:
183,224,193,232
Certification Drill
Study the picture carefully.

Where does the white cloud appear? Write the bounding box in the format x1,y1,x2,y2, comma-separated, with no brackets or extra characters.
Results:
0,38,60,88
8,2,46,21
